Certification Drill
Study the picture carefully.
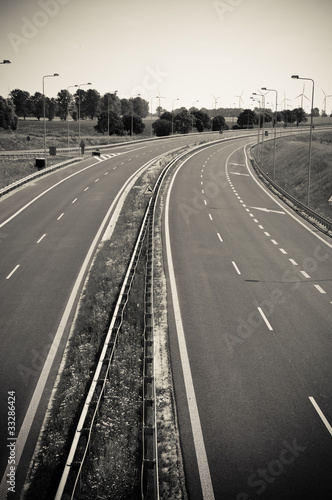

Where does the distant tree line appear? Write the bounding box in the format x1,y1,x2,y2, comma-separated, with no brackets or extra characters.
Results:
0,87,328,135
0,88,150,135
235,107,313,129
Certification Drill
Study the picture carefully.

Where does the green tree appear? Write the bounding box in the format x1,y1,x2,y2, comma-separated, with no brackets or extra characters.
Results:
94,111,124,135
173,109,192,133
100,93,121,115
132,96,149,118
159,111,173,121
10,89,31,119
30,92,44,120
237,109,257,128
152,118,173,136
120,98,131,115
191,110,211,132
45,97,57,121
293,107,307,126
212,114,227,131
56,89,73,121
0,97,18,130
84,89,101,119
122,113,145,135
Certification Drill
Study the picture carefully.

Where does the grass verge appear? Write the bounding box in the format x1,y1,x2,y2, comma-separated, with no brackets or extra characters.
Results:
252,130,332,221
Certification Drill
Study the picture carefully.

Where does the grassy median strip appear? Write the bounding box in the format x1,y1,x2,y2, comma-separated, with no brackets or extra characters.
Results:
23,149,189,499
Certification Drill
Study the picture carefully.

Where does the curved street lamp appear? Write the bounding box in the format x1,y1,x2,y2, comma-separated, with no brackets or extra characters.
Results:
78,82,91,146
43,73,59,162
67,85,78,148
262,87,278,180
172,98,179,134
291,75,315,206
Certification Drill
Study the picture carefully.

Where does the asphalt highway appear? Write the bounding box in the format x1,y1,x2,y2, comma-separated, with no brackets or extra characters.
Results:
164,137,332,499
0,133,227,499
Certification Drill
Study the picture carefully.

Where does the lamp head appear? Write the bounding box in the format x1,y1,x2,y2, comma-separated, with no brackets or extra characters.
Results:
291,75,299,79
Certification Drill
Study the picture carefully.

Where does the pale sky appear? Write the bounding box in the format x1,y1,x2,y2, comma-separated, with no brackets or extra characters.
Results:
1,0,332,113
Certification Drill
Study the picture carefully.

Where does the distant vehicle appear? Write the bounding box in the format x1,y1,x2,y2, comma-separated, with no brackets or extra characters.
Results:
92,149,100,156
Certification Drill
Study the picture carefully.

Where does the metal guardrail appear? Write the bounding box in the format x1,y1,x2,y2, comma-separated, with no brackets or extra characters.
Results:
248,147,332,233
0,157,81,198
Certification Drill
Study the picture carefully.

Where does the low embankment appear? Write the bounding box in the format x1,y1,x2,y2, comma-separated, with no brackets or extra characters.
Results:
252,130,332,222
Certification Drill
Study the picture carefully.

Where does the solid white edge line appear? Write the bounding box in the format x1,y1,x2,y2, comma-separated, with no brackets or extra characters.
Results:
309,397,332,436
257,307,273,331
165,154,215,499
243,146,332,251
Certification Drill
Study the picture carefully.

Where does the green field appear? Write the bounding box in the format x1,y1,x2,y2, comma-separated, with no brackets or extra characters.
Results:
0,116,158,152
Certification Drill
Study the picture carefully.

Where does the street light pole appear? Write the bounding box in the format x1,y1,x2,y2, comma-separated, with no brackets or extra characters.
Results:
172,98,179,134
67,85,78,149
131,93,141,137
262,87,278,181
78,82,91,146
107,90,117,142
43,73,59,163
251,96,261,152
292,75,315,206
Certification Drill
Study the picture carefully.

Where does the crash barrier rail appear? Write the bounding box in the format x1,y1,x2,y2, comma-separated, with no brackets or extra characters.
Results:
0,156,81,198
248,147,332,233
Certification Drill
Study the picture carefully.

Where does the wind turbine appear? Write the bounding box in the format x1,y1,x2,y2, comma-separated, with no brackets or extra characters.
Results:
211,94,221,109
295,83,310,109
321,89,332,114
234,90,244,109
281,91,291,110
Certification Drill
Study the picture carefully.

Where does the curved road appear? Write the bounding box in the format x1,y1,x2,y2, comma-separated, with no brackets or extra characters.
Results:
164,137,332,499
0,133,229,499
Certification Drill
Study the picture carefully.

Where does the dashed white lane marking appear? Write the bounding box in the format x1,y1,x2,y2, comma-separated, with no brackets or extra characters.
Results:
37,234,46,244
264,232,270,237
258,225,264,230
257,307,273,331
57,213,64,220
217,233,223,242
6,265,20,280
232,261,241,275
289,259,298,265
280,248,287,254
309,397,332,436
84,187,89,191
314,285,326,294
95,178,99,182
209,214,213,221
72,198,77,204
300,270,311,279
104,172,108,175
271,239,278,245
204,200,207,205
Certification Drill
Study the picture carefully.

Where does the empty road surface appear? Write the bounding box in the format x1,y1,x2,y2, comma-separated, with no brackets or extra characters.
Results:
164,137,332,499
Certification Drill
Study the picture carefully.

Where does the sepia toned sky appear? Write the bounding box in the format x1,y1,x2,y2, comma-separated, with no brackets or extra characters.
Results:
1,0,331,113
